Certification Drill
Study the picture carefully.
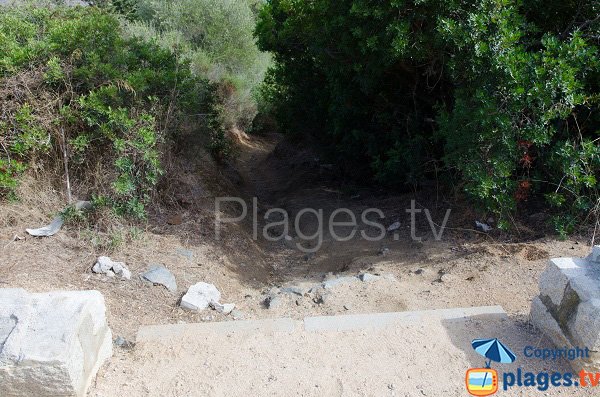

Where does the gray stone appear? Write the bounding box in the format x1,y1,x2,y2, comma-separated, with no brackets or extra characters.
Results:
114,336,134,349
141,265,177,293
537,258,572,306
230,310,244,320
212,302,235,315
281,286,305,296
322,276,358,289
358,273,379,282
265,295,282,309
530,297,569,346
587,246,600,263
570,299,600,351
181,283,221,311
0,288,112,397
310,287,330,305
531,246,600,371
93,257,131,280
111,262,131,280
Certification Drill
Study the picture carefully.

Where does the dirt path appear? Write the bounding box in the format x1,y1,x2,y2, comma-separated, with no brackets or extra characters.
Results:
0,131,595,396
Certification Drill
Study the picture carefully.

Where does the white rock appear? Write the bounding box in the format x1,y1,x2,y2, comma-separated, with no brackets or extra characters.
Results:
475,221,492,232
92,257,131,280
111,262,131,280
211,302,235,314
181,282,221,311
0,288,112,397
359,273,379,282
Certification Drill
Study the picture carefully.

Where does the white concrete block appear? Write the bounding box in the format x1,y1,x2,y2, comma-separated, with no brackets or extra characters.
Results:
0,289,112,397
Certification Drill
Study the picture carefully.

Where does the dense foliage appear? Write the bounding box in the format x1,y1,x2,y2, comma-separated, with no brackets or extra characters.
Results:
256,0,600,231
0,6,212,217
125,0,271,131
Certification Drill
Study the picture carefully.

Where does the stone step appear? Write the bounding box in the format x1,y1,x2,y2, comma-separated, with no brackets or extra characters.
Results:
91,306,571,397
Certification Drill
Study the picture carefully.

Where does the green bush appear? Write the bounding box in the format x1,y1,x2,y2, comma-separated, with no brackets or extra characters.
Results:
0,5,213,217
127,0,271,130
256,0,600,230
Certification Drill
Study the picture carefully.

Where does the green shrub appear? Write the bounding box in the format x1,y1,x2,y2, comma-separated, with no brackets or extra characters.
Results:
127,0,271,130
256,0,600,231
0,5,214,217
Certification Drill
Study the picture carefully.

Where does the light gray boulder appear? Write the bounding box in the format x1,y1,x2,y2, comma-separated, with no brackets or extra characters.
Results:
0,288,112,397
531,246,600,370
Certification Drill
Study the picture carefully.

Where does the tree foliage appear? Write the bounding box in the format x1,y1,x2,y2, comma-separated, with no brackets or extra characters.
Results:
0,5,212,217
256,0,600,230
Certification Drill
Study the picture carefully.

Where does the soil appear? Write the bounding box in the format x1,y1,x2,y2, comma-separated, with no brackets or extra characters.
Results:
0,133,595,396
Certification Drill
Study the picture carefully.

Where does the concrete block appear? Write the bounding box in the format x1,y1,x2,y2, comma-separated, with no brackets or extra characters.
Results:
571,299,600,351
531,246,600,371
0,289,112,397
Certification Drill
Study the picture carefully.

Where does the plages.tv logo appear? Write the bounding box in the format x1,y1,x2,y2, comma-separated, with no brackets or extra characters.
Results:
466,338,517,396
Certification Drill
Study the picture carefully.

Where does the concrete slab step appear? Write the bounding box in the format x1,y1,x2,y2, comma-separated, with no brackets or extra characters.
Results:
91,306,579,397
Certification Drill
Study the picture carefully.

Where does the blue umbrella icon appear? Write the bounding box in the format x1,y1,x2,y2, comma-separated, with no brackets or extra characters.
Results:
471,338,516,388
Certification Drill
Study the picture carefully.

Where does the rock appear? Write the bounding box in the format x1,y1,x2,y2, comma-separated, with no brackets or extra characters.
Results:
111,262,131,280
231,309,244,320
92,257,113,273
383,273,399,282
114,336,134,349
281,286,304,296
322,276,358,289
475,221,492,232
387,222,401,232
358,273,379,282
0,288,112,397
181,282,221,311
211,302,235,314
92,256,131,280
531,247,600,371
587,246,600,263
439,273,451,283
264,295,282,309
379,247,390,256
312,290,329,305
141,265,177,293
413,268,426,275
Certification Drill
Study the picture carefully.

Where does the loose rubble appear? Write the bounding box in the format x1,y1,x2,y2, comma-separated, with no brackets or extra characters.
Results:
92,256,131,280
